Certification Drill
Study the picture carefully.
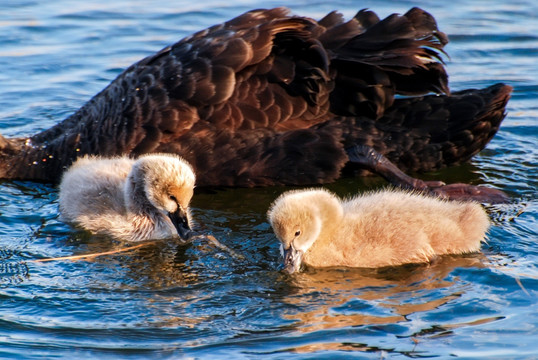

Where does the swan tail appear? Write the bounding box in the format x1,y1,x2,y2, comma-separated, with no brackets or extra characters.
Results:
326,7,449,119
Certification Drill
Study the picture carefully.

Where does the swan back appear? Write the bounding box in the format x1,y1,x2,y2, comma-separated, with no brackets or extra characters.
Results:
59,156,134,220
342,190,490,254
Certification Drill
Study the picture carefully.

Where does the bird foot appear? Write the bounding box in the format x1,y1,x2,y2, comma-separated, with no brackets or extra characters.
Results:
346,144,509,203
387,173,509,203
426,182,510,203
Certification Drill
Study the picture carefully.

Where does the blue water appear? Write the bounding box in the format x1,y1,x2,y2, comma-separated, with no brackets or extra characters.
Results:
0,0,537,358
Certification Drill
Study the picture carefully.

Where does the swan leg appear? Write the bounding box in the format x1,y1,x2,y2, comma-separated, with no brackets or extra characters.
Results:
346,144,443,190
346,144,509,203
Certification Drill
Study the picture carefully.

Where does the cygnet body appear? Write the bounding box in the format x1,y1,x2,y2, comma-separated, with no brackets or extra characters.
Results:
267,188,490,273
59,153,195,242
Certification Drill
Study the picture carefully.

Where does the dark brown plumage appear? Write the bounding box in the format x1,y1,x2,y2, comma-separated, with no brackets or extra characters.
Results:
0,7,511,201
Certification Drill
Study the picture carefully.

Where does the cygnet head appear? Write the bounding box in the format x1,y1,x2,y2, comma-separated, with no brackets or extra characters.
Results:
267,189,341,274
126,153,196,240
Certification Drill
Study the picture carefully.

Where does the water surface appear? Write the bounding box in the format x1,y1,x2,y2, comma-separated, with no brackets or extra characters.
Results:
0,0,537,358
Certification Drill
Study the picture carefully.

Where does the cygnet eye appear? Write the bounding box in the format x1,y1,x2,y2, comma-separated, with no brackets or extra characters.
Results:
294,230,301,237
169,195,177,203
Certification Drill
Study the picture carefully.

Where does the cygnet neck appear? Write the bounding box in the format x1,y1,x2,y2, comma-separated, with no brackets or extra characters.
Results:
312,193,344,247
124,163,159,218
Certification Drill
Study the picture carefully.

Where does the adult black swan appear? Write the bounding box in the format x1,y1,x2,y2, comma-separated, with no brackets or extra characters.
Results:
0,7,511,202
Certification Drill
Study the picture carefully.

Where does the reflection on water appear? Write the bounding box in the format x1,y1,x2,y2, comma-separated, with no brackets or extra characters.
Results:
281,256,484,333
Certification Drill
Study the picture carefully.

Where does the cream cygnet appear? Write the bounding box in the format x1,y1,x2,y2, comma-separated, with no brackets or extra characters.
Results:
267,188,490,273
59,153,196,242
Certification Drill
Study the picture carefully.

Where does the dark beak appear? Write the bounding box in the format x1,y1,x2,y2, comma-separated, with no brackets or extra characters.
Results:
283,245,302,274
168,208,192,240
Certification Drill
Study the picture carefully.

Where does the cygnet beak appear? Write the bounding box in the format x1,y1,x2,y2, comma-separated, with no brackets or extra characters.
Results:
283,244,302,274
168,208,192,240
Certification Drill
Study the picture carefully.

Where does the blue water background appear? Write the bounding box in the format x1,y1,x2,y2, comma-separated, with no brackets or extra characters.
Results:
0,0,537,358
